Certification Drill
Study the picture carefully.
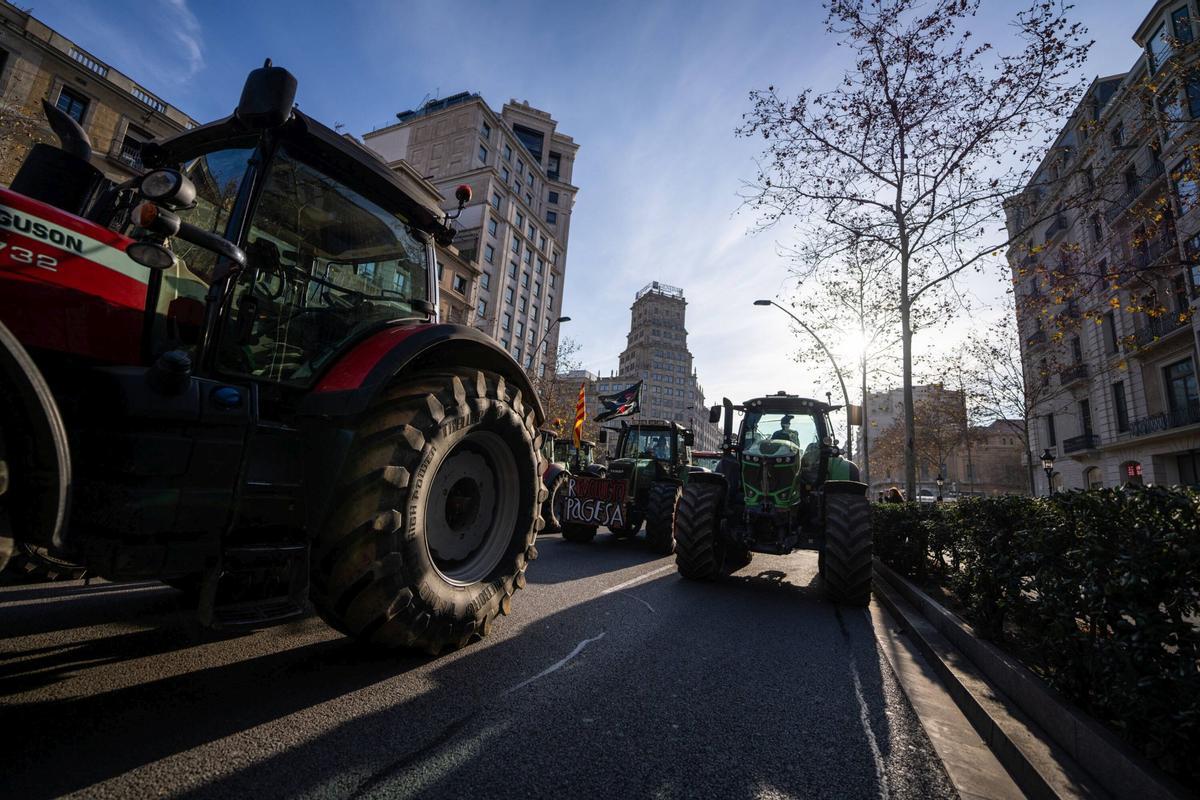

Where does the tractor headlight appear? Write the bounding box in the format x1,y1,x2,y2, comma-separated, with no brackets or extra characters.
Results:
140,169,197,210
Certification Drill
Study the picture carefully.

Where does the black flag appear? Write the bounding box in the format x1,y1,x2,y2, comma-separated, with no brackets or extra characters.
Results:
594,380,642,422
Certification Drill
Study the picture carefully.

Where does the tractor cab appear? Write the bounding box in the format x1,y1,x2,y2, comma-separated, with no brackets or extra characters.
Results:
606,420,693,488
553,437,597,472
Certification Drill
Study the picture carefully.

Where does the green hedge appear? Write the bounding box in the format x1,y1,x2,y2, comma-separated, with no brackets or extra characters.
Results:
872,487,1200,787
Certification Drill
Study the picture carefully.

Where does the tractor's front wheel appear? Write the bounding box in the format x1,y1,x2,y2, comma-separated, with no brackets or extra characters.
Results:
822,489,872,607
311,367,544,654
5,542,86,582
674,482,724,580
608,511,642,539
645,482,681,554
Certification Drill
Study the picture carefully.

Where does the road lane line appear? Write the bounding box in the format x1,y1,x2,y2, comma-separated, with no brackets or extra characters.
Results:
851,654,891,800
504,632,606,695
600,564,673,595
615,591,655,613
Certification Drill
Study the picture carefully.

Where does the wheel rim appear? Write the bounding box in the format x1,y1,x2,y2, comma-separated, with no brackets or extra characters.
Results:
551,481,566,522
425,430,519,586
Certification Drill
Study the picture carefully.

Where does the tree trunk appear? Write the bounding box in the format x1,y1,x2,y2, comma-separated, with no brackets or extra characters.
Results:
860,352,870,490
901,301,917,500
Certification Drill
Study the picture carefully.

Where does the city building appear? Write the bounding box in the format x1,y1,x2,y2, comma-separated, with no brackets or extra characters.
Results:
1006,1,1200,493
603,282,722,453
0,2,197,186
363,93,578,377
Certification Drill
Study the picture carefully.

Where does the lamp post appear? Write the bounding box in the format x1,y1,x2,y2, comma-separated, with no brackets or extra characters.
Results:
1040,449,1055,496
935,473,944,503
533,315,572,371
754,299,852,460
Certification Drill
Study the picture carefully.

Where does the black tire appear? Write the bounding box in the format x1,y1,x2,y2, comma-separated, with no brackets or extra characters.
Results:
4,542,85,582
674,482,724,580
310,367,544,654
608,510,642,539
645,482,681,554
543,472,569,533
823,491,872,606
561,522,597,543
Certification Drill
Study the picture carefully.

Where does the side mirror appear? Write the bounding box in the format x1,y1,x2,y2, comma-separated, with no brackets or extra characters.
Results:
683,430,695,447
236,60,297,130
598,429,608,444
708,405,721,425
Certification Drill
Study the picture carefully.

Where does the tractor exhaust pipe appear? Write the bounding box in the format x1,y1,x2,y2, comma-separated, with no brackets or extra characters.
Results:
40,99,93,162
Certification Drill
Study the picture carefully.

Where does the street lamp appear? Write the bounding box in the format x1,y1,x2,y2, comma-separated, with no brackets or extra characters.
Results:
753,299,852,460
935,473,944,503
532,315,571,373
1040,449,1055,496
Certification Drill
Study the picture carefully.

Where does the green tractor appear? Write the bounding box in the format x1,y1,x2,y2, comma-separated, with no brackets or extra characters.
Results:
562,420,692,553
673,393,872,606
540,430,603,532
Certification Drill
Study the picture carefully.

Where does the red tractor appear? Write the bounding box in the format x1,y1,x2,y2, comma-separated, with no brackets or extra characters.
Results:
0,62,547,653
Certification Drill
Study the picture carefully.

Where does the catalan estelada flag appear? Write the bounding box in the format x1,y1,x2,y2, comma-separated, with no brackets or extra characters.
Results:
573,382,587,448
594,380,642,423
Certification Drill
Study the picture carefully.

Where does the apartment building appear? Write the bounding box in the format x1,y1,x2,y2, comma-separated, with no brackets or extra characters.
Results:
1006,0,1200,493
606,282,721,453
0,2,196,186
363,93,578,377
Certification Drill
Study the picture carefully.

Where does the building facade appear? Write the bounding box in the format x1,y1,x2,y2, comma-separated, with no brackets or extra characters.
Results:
604,282,722,453
1007,0,1200,493
0,2,197,186
363,93,578,378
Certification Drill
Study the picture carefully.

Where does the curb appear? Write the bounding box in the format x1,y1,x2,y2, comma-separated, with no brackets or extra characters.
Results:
872,560,1191,800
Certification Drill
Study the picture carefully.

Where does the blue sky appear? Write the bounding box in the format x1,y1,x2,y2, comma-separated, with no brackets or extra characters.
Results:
30,0,1154,406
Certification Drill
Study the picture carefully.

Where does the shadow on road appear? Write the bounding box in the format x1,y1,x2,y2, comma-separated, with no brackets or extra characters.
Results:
526,532,671,584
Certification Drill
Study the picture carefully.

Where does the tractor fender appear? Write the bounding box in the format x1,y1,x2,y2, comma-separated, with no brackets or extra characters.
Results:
302,322,545,424
543,461,567,488
687,470,728,491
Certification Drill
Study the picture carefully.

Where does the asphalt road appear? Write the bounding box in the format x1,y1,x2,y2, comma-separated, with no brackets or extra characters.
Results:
0,533,957,800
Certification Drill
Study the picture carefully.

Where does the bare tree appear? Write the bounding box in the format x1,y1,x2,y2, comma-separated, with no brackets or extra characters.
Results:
533,337,600,441
741,0,1090,498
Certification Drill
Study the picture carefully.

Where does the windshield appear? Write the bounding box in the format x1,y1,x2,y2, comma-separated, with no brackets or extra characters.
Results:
216,144,432,385
618,428,673,460
693,454,721,471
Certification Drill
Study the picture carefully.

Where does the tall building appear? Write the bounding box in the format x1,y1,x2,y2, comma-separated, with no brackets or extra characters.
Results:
363,93,578,377
1006,1,1200,493
604,282,721,452
0,2,197,186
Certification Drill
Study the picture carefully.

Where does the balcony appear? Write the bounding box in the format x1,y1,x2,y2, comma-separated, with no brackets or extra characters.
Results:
1062,433,1100,454
1060,362,1089,386
1025,329,1047,349
1133,229,1178,270
1044,214,1066,240
112,141,144,170
1132,313,1189,348
1104,164,1167,224
1127,401,1200,438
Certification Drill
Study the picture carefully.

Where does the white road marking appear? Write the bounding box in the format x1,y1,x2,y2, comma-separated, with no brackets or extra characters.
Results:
851,655,891,800
600,564,673,595
504,632,606,694
615,591,655,614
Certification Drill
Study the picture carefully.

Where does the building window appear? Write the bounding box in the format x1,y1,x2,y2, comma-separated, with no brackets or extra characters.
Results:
1111,122,1124,148
1159,84,1184,138
511,238,520,255
488,219,498,236
1080,398,1093,437
546,211,558,224
1149,22,1171,71
521,272,530,288
548,191,559,205
1174,273,1189,312
477,299,487,317
481,270,491,290
478,144,488,164
513,344,522,359
484,244,495,264
535,258,544,276
1187,72,1200,118
1046,414,1057,446
550,273,558,289
526,172,534,187
491,193,501,210
1173,5,1194,44
519,295,527,312
505,286,515,304
1102,311,1119,354
502,312,512,331
502,166,511,182
531,304,539,321
516,211,525,228
481,120,492,140
524,354,533,369
526,192,534,206
548,152,561,180
1164,358,1199,417
504,143,512,161
516,320,524,337
1173,157,1198,213
539,235,547,251
56,86,89,124
1091,214,1103,243
533,280,542,296
517,160,524,175
523,251,532,266
528,223,536,238
452,274,468,294
508,262,518,279
1108,381,1128,431
547,293,555,309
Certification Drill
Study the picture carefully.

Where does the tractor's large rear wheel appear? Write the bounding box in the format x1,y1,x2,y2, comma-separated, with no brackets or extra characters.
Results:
645,482,680,554
822,489,872,607
5,542,85,582
311,367,544,654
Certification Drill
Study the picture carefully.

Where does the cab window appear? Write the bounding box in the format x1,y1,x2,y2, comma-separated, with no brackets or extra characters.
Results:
216,143,431,385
